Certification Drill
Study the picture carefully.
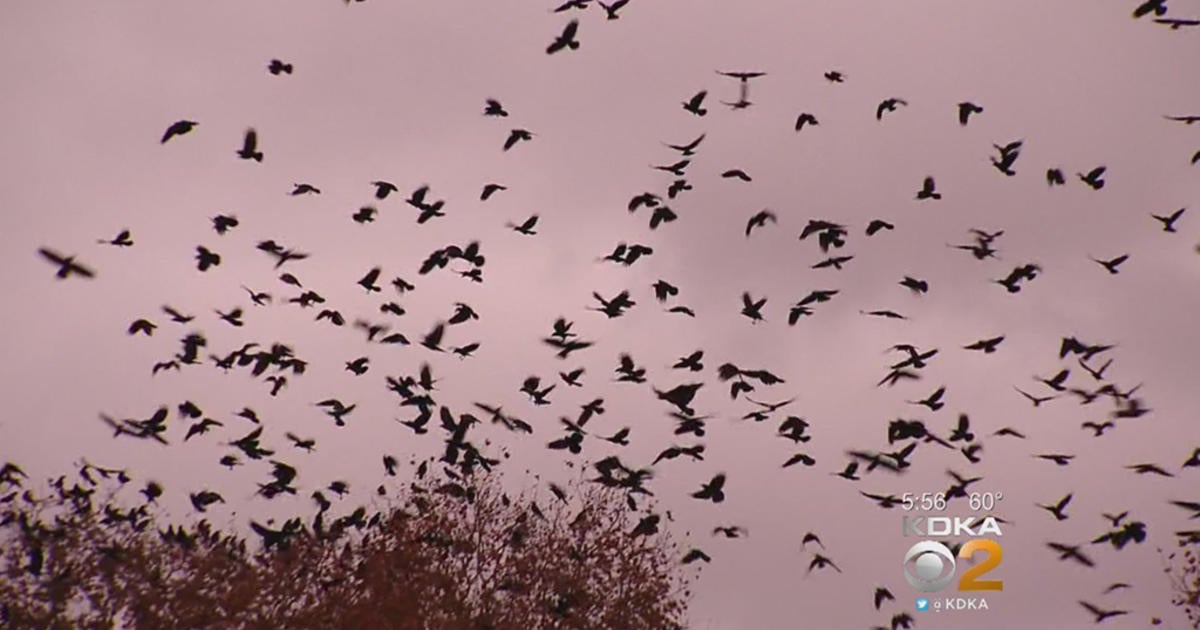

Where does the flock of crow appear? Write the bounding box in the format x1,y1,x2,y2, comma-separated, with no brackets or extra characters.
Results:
10,0,1200,628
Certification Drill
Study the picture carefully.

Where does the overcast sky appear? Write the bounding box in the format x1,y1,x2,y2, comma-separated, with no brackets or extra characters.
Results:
2,1,1200,628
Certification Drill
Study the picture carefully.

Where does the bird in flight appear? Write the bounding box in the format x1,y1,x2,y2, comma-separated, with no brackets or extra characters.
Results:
682,90,708,117
1155,17,1200,29
876,97,908,120
957,101,983,125
1164,114,1200,124
1150,207,1185,232
98,229,133,247
1047,542,1094,567
291,183,320,195
1077,166,1106,190
991,139,1023,176
161,120,197,143
746,209,777,237
38,248,95,279
1089,254,1129,275
507,215,540,236
1133,0,1168,18
267,59,293,75
964,336,1005,353
716,70,766,82
915,176,941,200
1046,168,1066,186
598,0,629,19
483,99,508,117
664,134,705,156
546,20,580,55
1037,493,1072,521
237,129,263,162
1078,601,1128,623
481,183,507,200
503,129,534,151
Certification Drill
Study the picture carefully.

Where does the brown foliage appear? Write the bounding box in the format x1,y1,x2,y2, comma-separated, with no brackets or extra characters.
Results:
0,474,690,629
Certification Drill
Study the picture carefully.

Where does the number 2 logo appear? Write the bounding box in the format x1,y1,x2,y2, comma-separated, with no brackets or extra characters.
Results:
957,539,1003,591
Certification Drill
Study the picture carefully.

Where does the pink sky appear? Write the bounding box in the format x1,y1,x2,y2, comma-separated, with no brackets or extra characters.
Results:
2,1,1200,628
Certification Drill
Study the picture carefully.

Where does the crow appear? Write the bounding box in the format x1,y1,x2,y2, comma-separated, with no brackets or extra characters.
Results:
161,120,197,143
546,20,580,55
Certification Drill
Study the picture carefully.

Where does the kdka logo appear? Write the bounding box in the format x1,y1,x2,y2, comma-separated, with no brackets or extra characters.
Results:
902,516,1005,594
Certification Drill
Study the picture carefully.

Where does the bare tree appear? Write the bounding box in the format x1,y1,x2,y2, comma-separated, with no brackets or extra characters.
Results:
1164,541,1200,629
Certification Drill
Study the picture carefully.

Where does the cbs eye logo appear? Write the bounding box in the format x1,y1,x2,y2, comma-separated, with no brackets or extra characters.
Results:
903,540,1004,593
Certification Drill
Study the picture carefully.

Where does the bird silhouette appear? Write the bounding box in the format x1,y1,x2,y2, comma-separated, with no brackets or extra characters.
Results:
964,335,1005,353
1038,493,1073,520
236,129,263,162
915,176,941,200
740,292,767,323
991,139,1023,175
267,59,293,75
552,0,589,13
746,210,777,236
161,120,197,143
1046,168,1066,186
1047,542,1094,567
874,587,895,610
483,99,508,117
712,525,747,539
1089,254,1129,275
1164,114,1200,124
1126,463,1173,477
1150,207,1185,232
866,219,894,235
957,101,984,125
507,215,539,235
876,97,908,120
1154,17,1200,29
807,554,842,574
503,129,534,151
1037,453,1075,466
195,246,220,271
692,473,727,503
834,462,860,480
212,214,239,234
1078,601,1128,623
813,256,854,271
649,205,678,229
546,20,580,54
1133,0,1168,18
664,134,705,156
1077,166,1106,190
38,248,95,279
682,90,708,116
291,183,320,195
653,159,690,177
1081,420,1115,436
629,193,661,213
598,0,629,19
899,276,929,294
1017,384,1056,408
